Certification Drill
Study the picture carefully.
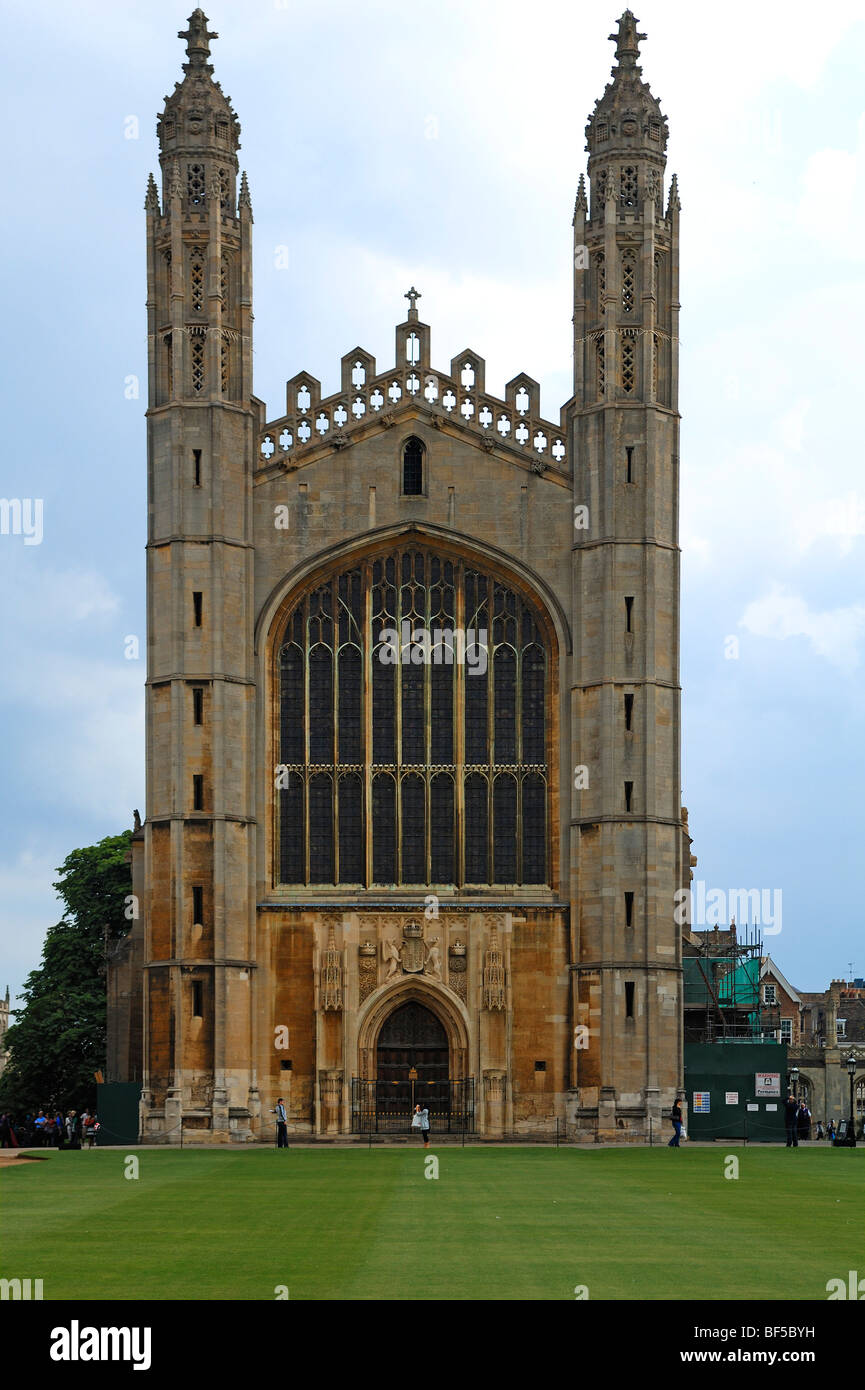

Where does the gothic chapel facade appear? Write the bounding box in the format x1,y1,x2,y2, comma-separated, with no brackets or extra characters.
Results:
109,8,691,1140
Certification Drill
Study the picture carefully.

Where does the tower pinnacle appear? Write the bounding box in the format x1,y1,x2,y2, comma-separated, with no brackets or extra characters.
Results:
609,10,646,69
179,9,218,69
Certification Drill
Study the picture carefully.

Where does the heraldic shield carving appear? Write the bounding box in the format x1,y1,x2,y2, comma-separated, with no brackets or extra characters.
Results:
400,920,425,974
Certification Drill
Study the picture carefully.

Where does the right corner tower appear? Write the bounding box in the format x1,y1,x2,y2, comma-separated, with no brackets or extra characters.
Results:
568,10,686,1136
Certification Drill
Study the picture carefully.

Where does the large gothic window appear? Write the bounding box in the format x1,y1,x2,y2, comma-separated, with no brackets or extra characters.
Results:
276,545,550,886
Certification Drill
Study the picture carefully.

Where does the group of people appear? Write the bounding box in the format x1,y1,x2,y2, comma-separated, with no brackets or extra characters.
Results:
0,1108,100,1149
784,1097,844,1146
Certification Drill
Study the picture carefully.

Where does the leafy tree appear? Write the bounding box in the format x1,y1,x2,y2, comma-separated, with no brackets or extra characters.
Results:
0,832,132,1114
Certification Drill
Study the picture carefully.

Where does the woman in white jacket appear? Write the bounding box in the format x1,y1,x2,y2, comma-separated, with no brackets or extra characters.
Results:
411,1103,431,1148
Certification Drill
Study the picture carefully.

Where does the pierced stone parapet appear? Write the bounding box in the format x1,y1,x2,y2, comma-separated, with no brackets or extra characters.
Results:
256,305,568,474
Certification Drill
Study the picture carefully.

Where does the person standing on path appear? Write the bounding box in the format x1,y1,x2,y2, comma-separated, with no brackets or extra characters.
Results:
411,1103,431,1148
784,1093,799,1147
667,1097,683,1147
82,1112,99,1149
274,1098,289,1149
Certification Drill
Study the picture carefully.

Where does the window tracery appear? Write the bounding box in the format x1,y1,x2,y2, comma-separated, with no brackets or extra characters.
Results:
277,547,550,887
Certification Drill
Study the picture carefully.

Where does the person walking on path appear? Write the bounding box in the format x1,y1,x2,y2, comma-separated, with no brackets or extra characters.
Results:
667,1097,683,1147
816,1119,824,1141
411,1103,431,1149
784,1094,799,1147
797,1101,811,1143
274,1098,289,1149
82,1112,99,1149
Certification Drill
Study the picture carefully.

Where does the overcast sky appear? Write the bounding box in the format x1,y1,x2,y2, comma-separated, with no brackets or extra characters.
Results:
1,0,863,1007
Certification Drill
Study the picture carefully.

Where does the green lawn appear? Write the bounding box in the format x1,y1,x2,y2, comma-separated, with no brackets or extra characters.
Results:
2,1146,861,1301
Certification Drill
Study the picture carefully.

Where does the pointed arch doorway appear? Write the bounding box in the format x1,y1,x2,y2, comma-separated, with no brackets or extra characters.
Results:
377,1000,449,1122
352,986,475,1133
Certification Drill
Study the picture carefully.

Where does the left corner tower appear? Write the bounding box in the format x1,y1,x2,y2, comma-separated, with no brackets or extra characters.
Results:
141,9,257,1143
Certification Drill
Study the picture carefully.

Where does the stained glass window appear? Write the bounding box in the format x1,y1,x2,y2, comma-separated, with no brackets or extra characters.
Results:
277,546,549,885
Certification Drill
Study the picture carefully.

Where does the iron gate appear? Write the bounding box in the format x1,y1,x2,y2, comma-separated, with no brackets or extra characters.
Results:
351,1078,475,1134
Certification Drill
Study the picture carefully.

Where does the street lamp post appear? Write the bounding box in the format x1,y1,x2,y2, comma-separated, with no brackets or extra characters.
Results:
789,1065,799,1100
844,1055,857,1148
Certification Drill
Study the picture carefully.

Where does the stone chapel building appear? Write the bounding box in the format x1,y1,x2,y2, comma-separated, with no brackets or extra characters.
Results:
109,8,691,1141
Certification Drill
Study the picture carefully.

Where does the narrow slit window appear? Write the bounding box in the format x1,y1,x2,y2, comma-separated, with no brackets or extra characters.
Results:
193,774,204,810
624,692,634,731
625,981,635,1018
534,1060,547,1072
625,890,634,926
192,885,203,924
624,781,633,812
193,591,203,628
626,446,634,482
193,687,203,725
193,449,202,487
192,980,203,1017
402,437,424,495
625,596,634,632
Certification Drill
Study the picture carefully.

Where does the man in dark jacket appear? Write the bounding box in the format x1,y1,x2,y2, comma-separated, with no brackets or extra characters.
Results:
784,1094,799,1147
274,1098,288,1149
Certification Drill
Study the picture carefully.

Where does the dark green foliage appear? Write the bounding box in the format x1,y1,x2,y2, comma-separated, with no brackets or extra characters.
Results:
0,833,132,1114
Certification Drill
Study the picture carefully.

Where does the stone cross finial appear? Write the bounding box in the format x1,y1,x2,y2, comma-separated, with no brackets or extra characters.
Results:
609,10,646,66
179,9,218,64
405,286,421,318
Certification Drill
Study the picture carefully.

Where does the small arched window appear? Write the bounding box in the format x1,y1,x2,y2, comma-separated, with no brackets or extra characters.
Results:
402,437,424,495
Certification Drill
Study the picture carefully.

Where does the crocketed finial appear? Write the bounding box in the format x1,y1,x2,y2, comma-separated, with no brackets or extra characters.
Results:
144,172,160,213
609,10,646,68
178,9,218,67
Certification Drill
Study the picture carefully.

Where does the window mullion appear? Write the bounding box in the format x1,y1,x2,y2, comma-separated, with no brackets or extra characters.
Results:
332,578,338,885
455,562,465,887
304,603,310,885
487,577,494,882
363,562,372,888
395,555,404,884
516,620,524,883
424,568,431,884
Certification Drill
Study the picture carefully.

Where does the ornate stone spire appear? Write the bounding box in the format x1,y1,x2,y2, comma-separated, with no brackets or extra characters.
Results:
483,922,506,1011
144,171,160,213
239,170,252,211
156,8,241,212
320,923,343,1012
667,172,681,213
574,173,588,215
609,9,646,69
584,10,668,161
178,8,218,71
